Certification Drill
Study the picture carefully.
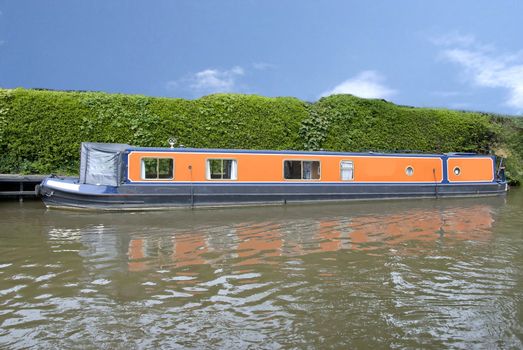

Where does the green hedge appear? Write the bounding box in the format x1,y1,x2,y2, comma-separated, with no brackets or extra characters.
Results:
301,95,497,153
0,89,308,174
488,115,523,185
0,88,521,184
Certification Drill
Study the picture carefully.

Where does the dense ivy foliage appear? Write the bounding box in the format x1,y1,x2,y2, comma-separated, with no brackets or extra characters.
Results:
0,88,521,184
488,115,523,184
299,95,496,153
0,89,307,174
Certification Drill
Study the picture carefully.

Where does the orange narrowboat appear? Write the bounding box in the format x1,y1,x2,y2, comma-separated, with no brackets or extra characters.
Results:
38,142,508,210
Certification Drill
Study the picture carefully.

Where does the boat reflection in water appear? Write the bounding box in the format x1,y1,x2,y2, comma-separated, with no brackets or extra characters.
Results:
124,199,497,273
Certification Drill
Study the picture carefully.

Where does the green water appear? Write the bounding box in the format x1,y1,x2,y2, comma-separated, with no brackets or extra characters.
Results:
0,190,522,349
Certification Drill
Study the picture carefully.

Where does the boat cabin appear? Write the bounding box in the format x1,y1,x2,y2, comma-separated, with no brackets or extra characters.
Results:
79,143,498,185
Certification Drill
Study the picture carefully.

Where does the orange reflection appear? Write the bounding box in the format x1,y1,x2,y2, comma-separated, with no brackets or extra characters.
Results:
442,206,494,240
172,232,208,268
128,239,148,272
349,205,493,248
349,210,442,247
318,220,342,252
127,205,494,272
236,222,282,266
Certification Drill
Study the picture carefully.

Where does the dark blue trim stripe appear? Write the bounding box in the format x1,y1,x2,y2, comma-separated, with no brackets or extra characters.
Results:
442,155,449,184
125,147,451,157
121,181,497,186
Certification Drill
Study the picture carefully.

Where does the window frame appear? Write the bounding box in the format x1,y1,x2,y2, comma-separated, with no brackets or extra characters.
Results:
282,159,321,181
140,156,175,180
340,160,354,181
206,158,238,181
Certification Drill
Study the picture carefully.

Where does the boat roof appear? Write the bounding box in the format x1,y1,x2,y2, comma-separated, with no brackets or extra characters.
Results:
125,146,490,158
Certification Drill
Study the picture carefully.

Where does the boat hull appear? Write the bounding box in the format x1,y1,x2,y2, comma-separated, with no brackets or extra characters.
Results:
39,178,508,210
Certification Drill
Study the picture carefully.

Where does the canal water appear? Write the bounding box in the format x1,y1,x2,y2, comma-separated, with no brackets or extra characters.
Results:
0,190,522,349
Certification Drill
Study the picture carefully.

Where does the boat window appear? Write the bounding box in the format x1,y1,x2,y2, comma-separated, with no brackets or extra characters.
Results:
405,166,414,176
284,160,320,180
207,159,237,180
141,157,174,180
340,161,354,180
454,167,461,176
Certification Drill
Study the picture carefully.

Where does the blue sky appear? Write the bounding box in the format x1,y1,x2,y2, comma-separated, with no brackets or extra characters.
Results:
1,0,522,115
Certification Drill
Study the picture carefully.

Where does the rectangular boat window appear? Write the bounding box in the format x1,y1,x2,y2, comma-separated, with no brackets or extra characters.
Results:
284,160,320,180
141,157,174,180
340,160,354,180
207,159,237,180
284,160,302,179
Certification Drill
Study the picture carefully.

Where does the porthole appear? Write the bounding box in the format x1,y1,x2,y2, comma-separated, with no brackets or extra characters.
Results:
405,166,414,176
453,167,461,176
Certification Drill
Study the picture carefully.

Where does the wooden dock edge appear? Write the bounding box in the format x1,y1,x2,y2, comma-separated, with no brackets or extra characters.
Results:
0,174,47,201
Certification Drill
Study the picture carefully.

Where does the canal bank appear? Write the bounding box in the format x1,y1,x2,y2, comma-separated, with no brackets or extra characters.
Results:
0,174,46,200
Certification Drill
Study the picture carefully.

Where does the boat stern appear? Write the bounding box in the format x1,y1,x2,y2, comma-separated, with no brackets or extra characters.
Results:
39,176,119,209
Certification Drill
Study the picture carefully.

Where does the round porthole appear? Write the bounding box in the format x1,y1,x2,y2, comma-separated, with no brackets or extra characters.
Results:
454,167,461,176
405,166,414,176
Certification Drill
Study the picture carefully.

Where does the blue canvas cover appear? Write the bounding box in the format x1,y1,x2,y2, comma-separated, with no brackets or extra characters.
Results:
79,142,130,186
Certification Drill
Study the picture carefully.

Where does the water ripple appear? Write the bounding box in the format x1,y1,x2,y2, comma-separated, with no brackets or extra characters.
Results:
0,194,522,349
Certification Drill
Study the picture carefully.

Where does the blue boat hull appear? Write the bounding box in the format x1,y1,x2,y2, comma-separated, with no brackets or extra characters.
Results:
39,177,508,210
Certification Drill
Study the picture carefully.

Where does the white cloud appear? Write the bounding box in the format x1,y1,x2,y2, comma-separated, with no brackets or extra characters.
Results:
320,70,397,99
252,62,276,71
435,34,523,110
430,32,477,48
189,66,244,92
167,66,245,95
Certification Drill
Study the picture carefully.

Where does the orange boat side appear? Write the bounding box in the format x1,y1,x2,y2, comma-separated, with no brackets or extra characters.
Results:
126,151,466,183
447,157,494,182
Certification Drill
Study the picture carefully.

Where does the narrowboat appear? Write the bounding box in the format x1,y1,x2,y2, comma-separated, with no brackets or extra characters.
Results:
38,142,508,210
